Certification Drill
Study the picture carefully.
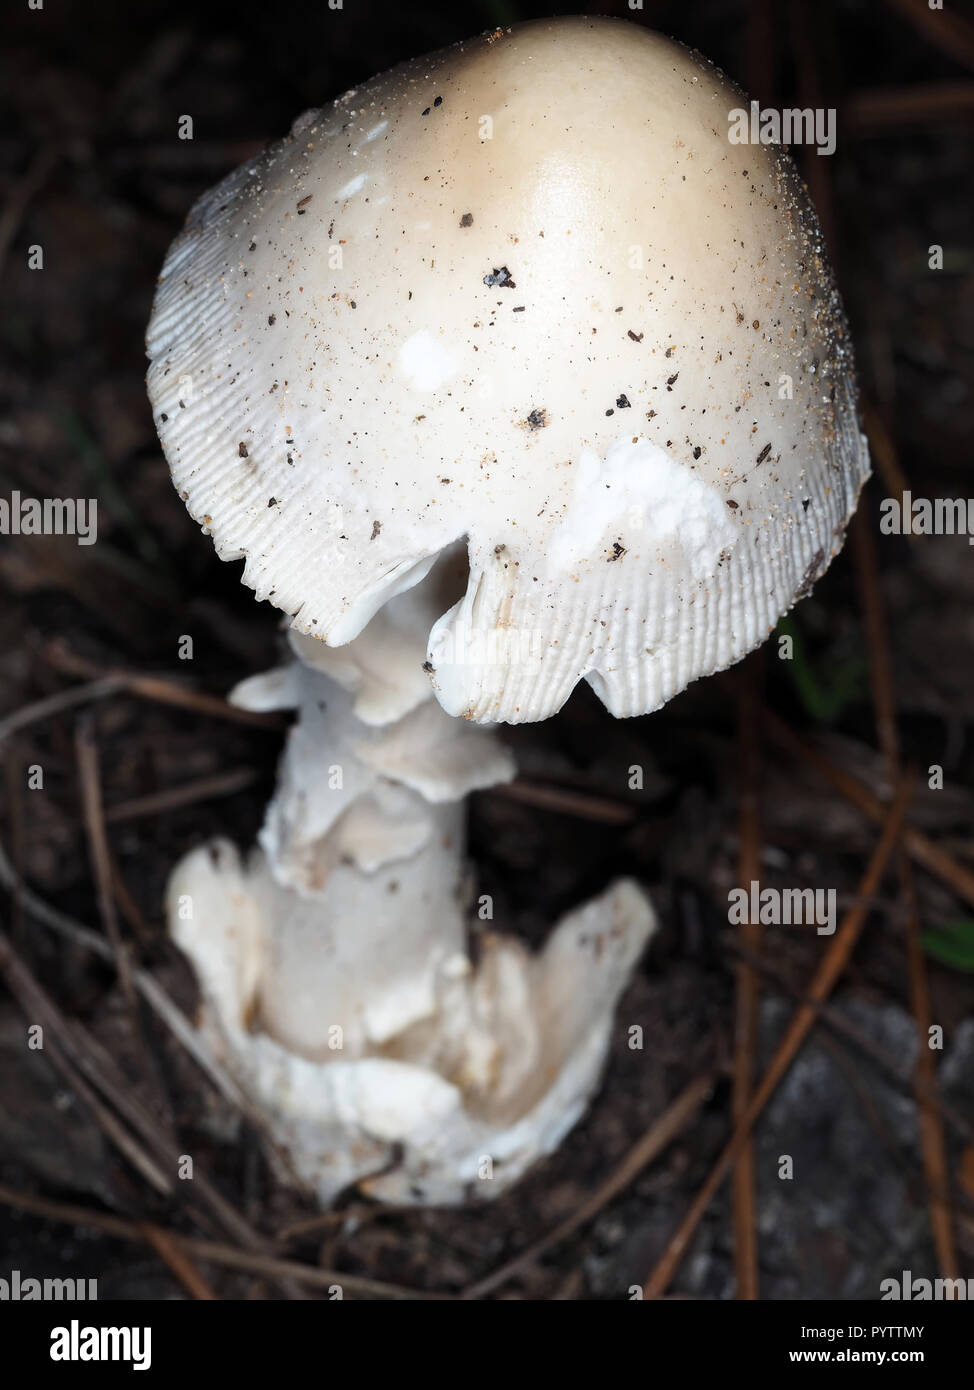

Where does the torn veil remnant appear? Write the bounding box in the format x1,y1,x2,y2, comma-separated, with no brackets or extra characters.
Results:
147,15,867,1203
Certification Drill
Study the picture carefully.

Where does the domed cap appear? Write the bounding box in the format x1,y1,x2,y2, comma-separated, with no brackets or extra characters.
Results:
147,16,868,724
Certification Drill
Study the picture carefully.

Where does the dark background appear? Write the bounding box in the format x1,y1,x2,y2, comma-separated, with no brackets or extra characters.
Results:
0,0,972,1300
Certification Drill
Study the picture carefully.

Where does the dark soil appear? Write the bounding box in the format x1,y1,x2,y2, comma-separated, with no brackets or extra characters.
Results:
0,0,972,1300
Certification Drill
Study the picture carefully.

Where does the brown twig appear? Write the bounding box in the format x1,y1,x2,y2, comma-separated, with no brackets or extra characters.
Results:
881,0,974,74
103,767,259,824
3,739,26,944
745,0,777,107
463,1072,716,1300
42,641,284,729
0,143,60,282
862,398,912,508
0,920,308,1300
275,1206,377,1244
75,709,176,1128
790,0,836,248
110,858,157,945
720,931,973,1145
487,778,637,825
0,838,308,1195
138,1223,220,1301
0,677,123,746
732,657,763,1299
844,82,974,133
901,855,958,1275
851,512,900,765
75,711,139,1018
26,767,261,841
1,664,372,1196
0,1184,442,1301
820,1032,911,1176
642,775,914,1299
851,510,958,1280
0,930,173,1194
765,714,974,913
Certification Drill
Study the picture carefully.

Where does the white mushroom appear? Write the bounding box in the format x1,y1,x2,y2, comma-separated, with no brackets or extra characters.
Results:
147,16,868,1204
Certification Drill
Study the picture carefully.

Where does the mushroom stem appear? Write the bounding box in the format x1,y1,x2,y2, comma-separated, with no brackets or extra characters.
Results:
168,576,655,1205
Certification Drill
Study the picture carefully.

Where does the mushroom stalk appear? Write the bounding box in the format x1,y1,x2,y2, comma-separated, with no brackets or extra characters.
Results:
170,570,654,1204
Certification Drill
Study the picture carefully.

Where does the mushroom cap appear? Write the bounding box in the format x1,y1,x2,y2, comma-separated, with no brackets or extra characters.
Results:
147,15,868,724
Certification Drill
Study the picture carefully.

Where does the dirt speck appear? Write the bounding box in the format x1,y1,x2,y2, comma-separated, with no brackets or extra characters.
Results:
483,265,516,289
